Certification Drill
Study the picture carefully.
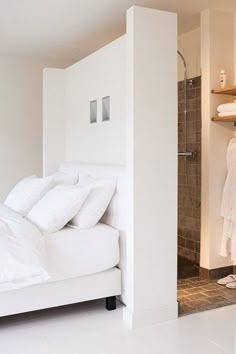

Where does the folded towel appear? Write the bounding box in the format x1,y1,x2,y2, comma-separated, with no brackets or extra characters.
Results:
218,112,236,117
217,103,236,113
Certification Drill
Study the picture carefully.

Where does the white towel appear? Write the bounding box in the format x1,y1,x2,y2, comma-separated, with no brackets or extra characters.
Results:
218,112,236,117
221,138,236,260
217,103,236,113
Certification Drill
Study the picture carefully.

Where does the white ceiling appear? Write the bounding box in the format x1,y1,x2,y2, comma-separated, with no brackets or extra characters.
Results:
1,0,236,65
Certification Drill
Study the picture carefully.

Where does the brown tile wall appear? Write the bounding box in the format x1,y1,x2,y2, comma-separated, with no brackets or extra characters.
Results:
178,76,201,264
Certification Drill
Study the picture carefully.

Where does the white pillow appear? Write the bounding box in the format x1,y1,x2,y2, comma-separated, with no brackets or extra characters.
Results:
52,171,79,185
69,174,117,229
0,216,49,291
27,184,90,234
55,164,80,184
4,175,54,216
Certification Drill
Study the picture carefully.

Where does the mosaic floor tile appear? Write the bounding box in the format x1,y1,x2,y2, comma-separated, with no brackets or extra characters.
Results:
178,276,236,316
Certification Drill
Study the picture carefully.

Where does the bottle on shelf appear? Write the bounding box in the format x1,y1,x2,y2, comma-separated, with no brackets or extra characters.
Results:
220,69,226,88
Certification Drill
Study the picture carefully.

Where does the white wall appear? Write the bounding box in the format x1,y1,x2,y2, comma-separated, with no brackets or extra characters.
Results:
64,36,126,166
0,56,43,201
201,9,235,269
43,69,65,176
178,28,200,81
43,36,126,174
125,6,178,328
0,56,69,201
0,57,49,200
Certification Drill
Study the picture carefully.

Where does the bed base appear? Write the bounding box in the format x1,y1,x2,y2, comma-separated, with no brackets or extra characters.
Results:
0,268,121,317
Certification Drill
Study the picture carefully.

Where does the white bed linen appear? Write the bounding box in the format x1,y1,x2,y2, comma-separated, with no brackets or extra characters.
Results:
0,203,22,219
0,217,49,292
45,223,119,282
4,175,54,216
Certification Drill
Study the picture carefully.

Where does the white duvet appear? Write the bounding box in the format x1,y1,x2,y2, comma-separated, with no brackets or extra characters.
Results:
0,206,49,292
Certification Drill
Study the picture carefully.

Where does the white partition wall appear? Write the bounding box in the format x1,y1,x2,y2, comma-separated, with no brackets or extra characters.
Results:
125,7,178,328
43,37,126,172
64,36,126,165
43,6,178,328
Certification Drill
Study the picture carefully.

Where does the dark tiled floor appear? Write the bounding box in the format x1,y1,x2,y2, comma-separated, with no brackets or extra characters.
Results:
178,256,199,279
178,276,236,316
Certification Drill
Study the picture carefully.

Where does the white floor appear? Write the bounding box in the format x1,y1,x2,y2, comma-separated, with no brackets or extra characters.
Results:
0,300,235,354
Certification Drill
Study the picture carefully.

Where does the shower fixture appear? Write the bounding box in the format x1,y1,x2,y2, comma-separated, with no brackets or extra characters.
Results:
177,50,200,208
177,50,196,159
187,79,193,87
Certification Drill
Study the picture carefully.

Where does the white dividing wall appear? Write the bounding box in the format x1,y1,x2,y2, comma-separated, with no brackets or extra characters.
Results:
201,9,235,269
43,7,178,327
43,69,65,176
0,56,67,201
43,36,126,173
64,36,126,165
178,28,200,81
124,6,178,328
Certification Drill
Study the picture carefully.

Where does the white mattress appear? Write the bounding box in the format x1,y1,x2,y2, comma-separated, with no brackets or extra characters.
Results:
45,223,119,282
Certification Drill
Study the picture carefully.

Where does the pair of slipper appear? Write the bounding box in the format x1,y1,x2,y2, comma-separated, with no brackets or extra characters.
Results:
217,274,236,288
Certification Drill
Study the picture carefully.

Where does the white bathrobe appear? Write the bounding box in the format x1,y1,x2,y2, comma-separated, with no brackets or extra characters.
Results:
221,138,236,260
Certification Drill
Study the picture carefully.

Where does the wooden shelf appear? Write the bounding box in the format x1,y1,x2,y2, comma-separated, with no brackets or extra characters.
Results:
212,115,236,123
211,87,236,125
211,86,236,95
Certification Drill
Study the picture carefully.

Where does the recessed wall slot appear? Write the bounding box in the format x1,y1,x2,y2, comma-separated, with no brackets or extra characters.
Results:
102,96,110,122
90,100,97,124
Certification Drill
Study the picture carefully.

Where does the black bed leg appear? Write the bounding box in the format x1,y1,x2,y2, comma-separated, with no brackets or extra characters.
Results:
106,296,116,311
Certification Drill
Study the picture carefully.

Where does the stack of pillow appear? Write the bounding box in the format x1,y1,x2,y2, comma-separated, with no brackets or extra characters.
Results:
217,103,236,118
4,168,117,234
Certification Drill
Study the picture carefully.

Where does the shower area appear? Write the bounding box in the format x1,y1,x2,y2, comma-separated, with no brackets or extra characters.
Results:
176,12,236,317
177,50,201,280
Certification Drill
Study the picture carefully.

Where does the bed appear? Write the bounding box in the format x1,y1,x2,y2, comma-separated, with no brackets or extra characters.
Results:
0,162,126,317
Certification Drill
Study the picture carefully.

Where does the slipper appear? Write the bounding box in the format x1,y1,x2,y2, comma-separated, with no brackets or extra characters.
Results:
226,281,236,289
217,274,236,285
